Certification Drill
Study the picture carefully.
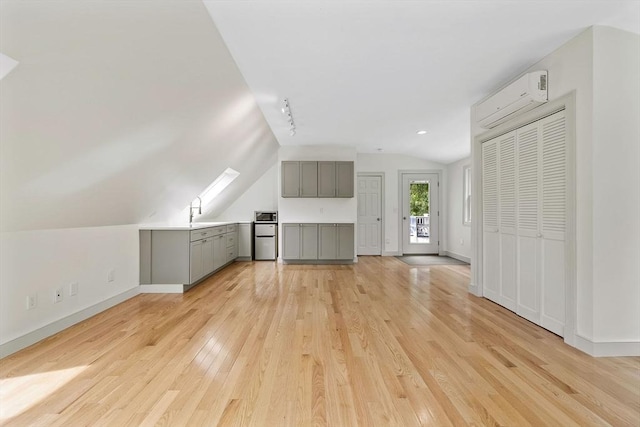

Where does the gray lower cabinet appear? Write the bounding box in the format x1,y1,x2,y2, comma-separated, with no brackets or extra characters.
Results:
140,224,238,287
237,223,252,259
282,223,353,262
318,223,354,260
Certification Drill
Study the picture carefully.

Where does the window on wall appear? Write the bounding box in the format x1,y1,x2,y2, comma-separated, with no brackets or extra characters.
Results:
463,165,472,226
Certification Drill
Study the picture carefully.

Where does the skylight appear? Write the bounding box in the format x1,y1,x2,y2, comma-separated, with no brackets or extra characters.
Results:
195,167,240,207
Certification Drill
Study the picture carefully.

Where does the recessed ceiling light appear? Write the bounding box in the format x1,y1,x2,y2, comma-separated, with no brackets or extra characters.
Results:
416,130,427,135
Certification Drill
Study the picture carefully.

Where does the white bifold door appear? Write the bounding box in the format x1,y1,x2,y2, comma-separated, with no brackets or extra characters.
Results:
482,110,567,336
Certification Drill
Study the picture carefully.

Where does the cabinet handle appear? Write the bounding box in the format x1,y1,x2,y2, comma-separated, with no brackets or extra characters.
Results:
537,232,543,238
202,239,207,243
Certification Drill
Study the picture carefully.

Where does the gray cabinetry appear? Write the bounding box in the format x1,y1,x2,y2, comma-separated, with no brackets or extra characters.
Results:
318,161,336,197
140,223,239,289
237,223,252,259
319,223,354,260
281,161,354,198
336,161,354,198
301,224,319,259
300,161,318,197
281,161,300,197
282,223,353,262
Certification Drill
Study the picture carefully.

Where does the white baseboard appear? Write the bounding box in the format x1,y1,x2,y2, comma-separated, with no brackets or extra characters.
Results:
0,287,140,359
140,284,184,294
445,251,471,264
573,334,640,357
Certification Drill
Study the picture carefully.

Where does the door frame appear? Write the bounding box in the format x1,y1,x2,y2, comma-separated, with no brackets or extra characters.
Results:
398,170,443,256
357,172,385,256
472,91,577,349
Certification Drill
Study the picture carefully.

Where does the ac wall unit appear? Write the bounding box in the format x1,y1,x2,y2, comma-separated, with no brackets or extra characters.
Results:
476,71,548,129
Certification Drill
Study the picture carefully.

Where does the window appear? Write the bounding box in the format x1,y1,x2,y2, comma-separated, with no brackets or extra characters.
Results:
463,165,471,226
195,167,240,207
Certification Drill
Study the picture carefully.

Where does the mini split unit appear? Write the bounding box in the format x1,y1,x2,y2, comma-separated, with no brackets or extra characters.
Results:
476,71,548,129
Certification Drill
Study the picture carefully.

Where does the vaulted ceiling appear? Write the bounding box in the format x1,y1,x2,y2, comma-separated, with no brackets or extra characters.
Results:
204,0,640,164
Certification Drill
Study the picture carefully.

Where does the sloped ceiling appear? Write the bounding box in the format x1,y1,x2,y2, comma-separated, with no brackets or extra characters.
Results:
0,1,280,232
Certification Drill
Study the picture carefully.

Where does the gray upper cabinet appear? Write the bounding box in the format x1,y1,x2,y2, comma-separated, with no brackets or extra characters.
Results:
300,161,318,197
317,161,336,197
336,161,354,198
281,161,354,198
281,161,300,197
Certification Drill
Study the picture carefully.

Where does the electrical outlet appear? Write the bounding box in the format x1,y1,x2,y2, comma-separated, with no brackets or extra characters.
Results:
107,269,115,283
54,288,63,303
69,282,78,296
26,294,37,310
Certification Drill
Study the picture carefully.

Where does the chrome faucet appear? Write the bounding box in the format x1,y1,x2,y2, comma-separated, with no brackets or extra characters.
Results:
189,196,202,225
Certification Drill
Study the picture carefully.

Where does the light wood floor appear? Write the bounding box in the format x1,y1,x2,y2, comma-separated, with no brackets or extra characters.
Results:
1,257,639,426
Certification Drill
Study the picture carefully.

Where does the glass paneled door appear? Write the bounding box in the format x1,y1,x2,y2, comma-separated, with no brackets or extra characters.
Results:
402,173,439,254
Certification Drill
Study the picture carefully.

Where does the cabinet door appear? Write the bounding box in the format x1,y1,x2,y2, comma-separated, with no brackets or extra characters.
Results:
300,224,318,260
190,240,204,283
281,161,300,197
337,224,354,260
202,238,214,276
336,161,354,198
282,224,301,259
213,235,226,270
317,161,336,197
318,224,337,260
238,224,252,258
300,161,318,197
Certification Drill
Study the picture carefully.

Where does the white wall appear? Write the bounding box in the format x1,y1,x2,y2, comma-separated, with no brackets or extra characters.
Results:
206,162,279,222
357,153,446,255
0,226,139,354
591,26,640,343
471,26,640,355
446,157,471,261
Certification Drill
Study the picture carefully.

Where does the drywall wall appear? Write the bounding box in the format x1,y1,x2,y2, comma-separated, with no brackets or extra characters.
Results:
471,26,640,355
446,157,471,262
591,26,640,344
209,162,279,222
356,153,446,255
0,226,139,353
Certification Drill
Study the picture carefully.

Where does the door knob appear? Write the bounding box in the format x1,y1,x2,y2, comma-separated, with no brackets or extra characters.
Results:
377,218,380,221
403,217,407,220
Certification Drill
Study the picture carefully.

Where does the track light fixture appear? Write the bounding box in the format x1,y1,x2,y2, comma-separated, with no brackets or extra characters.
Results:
282,98,296,136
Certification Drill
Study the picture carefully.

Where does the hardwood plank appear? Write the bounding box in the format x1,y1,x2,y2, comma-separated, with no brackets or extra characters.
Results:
1,257,638,426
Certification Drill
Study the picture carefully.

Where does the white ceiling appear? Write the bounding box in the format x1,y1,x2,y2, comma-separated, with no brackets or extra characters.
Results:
204,0,640,164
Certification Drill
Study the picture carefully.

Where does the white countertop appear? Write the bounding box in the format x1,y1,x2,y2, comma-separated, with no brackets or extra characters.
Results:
139,221,252,231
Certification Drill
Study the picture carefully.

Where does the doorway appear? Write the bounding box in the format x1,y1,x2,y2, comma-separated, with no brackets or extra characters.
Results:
401,172,439,254
357,174,383,255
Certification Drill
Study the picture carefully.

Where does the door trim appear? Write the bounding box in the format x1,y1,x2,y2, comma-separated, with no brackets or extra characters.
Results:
357,172,384,256
398,170,444,256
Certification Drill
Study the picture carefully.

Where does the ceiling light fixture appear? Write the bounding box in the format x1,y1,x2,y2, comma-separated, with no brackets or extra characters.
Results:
282,98,296,136
416,130,427,135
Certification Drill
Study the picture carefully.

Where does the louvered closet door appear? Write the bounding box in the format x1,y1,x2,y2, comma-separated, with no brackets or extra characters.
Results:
482,139,500,304
539,111,566,336
516,120,542,324
498,132,517,311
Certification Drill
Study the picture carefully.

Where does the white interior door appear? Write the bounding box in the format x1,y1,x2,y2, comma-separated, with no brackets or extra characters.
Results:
357,175,382,255
401,173,439,254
